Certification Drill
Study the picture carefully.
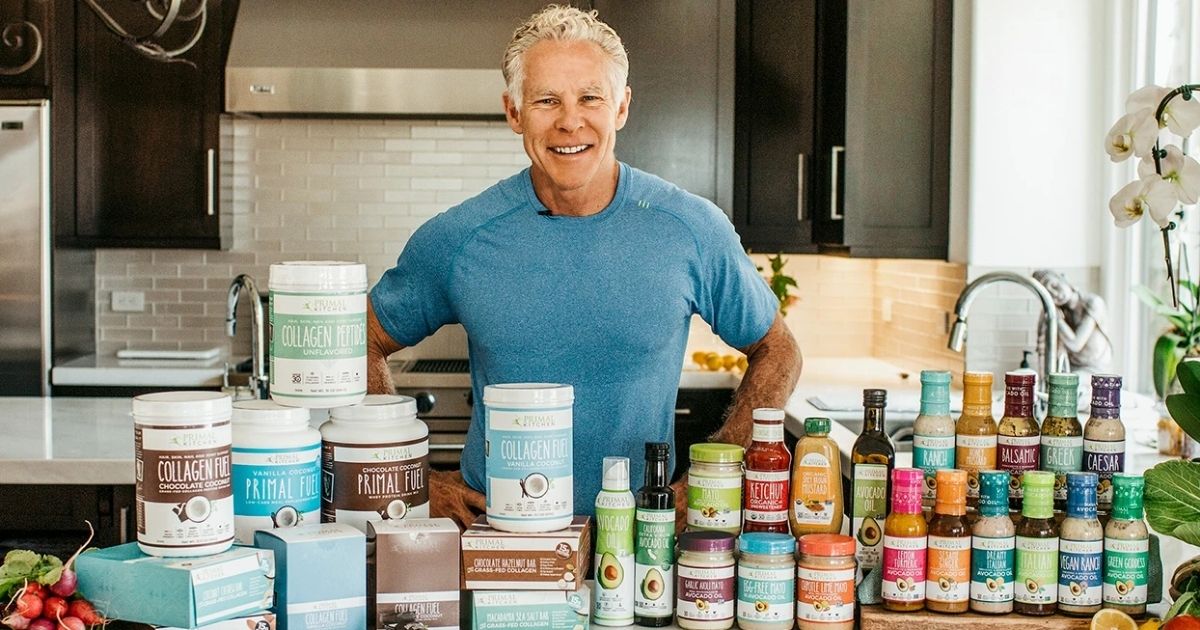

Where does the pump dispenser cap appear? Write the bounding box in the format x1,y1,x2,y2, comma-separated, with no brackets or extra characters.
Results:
645,442,670,461
602,456,630,491
863,389,887,408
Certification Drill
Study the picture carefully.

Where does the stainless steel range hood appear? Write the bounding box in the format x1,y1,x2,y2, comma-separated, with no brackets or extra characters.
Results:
225,1,542,116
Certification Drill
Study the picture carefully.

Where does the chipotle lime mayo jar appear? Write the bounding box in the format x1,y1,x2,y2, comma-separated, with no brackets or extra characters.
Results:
796,534,856,630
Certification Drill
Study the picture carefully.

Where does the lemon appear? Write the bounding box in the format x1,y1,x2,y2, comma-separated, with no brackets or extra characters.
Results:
1139,618,1162,630
736,356,749,372
691,351,707,366
1092,609,1138,630
722,354,737,370
704,352,722,371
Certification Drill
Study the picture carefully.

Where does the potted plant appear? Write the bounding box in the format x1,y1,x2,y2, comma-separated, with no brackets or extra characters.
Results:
758,253,798,316
1136,277,1200,400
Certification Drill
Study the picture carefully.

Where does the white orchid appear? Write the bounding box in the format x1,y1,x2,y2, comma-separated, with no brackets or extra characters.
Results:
1127,84,1200,136
1106,107,1158,161
1109,176,1179,228
1138,145,1200,205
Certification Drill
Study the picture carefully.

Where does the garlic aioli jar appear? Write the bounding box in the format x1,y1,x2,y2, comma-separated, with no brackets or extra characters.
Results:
133,392,234,557
737,533,795,630
320,395,429,533
231,400,321,544
268,261,368,408
676,531,736,630
484,383,574,533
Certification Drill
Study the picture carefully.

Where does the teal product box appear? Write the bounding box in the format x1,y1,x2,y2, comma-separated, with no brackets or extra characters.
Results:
254,522,367,630
148,613,278,629
76,543,274,628
471,586,590,630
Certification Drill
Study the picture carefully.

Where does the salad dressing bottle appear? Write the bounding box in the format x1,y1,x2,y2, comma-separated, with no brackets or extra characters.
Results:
882,468,927,612
998,372,1040,512
912,370,955,511
789,417,842,537
1084,375,1126,512
956,372,997,508
970,471,1014,614
925,469,970,613
1057,472,1102,616
1103,474,1149,617
850,389,894,572
1014,471,1058,616
1041,373,1083,512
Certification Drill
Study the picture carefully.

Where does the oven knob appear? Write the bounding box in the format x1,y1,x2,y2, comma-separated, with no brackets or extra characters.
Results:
414,392,436,414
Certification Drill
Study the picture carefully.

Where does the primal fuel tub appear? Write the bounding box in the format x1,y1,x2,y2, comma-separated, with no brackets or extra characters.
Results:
268,261,368,408
484,383,574,533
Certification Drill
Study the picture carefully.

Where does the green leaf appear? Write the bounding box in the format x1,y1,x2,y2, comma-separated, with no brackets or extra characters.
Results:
1155,335,1185,399
39,565,62,586
1145,460,1200,545
1136,284,1169,309
1,550,38,576
1181,361,1200,395
1167,393,1200,445
1167,591,1196,621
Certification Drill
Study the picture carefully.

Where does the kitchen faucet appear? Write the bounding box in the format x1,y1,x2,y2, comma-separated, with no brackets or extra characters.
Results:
947,271,1058,397
226,274,268,399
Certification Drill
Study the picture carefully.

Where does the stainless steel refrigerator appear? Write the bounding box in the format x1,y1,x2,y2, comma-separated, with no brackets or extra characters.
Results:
0,100,51,395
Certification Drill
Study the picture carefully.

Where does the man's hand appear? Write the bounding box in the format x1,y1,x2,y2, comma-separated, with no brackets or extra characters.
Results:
429,470,487,531
671,479,688,534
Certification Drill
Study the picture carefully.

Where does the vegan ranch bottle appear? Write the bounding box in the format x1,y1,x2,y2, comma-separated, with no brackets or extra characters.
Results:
268,261,367,408
850,389,894,572
133,392,234,557
320,395,430,533
1084,375,1126,511
635,442,675,627
882,468,927,612
1057,472,1102,616
483,383,574,533
970,471,1014,614
742,408,791,534
231,400,321,544
1104,474,1149,616
998,372,1040,511
912,371,955,510
789,417,842,537
956,371,997,506
594,457,636,626
687,444,745,534
1014,471,1058,616
1041,373,1083,510
736,533,795,630
676,531,736,630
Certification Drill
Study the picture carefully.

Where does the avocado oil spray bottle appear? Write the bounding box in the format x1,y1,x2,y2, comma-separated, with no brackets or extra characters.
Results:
595,455,636,625
635,442,675,626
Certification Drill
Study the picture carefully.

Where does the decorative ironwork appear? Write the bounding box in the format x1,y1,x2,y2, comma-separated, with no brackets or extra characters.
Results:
82,0,207,65
0,19,42,76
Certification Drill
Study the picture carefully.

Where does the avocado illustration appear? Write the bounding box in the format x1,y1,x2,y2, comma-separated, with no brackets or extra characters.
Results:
986,577,998,592
1115,580,1130,595
754,600,768,613
1025,578,1039,593
857,517,882,546
641,567,664,601
598,552,623,589
695,599,709,611
896,577,910,592
938,576,952,591
1069,582,1084,596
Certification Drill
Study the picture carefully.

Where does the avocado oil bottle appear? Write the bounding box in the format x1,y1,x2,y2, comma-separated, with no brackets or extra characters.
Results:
1014,471,1058,616
851,389,894,573
595,456,636,626
635,443,675,627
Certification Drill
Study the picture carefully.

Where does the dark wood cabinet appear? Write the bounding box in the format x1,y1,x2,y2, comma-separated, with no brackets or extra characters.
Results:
0,0,50,95
734,0,951,259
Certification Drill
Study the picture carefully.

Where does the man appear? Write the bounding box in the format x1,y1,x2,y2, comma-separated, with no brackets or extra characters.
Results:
366,5,802,530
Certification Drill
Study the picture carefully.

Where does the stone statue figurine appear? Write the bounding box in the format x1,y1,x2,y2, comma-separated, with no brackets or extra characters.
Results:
1033,269,1114,375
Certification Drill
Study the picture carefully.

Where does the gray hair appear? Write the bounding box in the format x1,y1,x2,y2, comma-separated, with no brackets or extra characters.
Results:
502,4,629,111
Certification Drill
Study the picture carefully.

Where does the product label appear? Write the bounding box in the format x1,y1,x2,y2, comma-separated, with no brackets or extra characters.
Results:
796,566,855,622
135,422,235,550
957,434,997,498
753,423,785,442
970,534,1015,603
737,565,793,625
1015,536,1058,605
377,591,459,630
232,442,321,544
882,535,927,602
594,500,635,624
1104,537,1149,606
484,405,573,525
687,474,742,532
1041,435,1084,501
269,291,367,401
1059,538,1102,607
851,464,888,569
321,439,429,533
998,435,1040,499
1084,439,1126,505
913,434,955,500
792,452,837,528
676,563,735,622
634,509,674,618
744,469,789,524
287,596,368,630
926,535,970,603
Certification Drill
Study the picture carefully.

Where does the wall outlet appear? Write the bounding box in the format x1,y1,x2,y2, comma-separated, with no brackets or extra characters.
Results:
112,290,145,312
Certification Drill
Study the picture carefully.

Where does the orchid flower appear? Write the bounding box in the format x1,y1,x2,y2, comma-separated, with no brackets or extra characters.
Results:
1127,84,1200,136
1110,176,1179,228
1105,107,1158,161
1138,145,1200,205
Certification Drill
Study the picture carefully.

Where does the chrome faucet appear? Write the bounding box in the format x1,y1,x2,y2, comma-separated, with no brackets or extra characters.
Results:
226,274,268,399
948,271,1058,396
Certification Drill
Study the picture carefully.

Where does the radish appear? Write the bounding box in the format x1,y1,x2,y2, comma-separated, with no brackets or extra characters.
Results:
56,617,84,630
20,583,45,599
49,522,93,598
65,600,103,627
15,592,43,619
2,613,32,630
28,619,54,630
41,597,68,621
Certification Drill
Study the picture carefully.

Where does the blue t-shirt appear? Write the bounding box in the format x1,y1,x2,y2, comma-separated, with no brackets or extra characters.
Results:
370,163,777,515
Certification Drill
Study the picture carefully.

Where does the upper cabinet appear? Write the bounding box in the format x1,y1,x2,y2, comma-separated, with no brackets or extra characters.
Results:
0,0,51,94
734,0,952,259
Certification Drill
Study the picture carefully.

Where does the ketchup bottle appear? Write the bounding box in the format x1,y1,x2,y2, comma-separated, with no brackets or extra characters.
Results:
743,408,792,534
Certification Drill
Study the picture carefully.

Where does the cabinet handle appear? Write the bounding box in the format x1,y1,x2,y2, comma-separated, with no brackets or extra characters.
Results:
205,148,215,216
119,507,129,544
796,153,806,221
830,145,844,220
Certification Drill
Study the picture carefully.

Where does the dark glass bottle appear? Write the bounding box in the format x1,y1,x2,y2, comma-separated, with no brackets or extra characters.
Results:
1014,471,1059,616
634,442,675,627
998,372,1040,512
850,389,895,573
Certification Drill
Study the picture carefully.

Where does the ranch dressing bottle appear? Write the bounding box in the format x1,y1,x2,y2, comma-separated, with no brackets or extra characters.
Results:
595,457,636,626
912,371,954,510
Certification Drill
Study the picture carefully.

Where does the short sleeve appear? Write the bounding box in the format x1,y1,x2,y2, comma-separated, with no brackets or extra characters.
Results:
692,204,779,349
368,215,460,347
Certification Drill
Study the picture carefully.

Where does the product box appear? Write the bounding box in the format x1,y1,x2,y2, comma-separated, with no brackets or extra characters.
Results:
470,587,590,630
370,518,461,630
76,543,274,629
115,613,278,629
254,523,367,630
460,516,591,590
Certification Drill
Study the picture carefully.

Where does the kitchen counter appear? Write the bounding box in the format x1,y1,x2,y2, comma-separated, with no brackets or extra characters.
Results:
52,354,237,387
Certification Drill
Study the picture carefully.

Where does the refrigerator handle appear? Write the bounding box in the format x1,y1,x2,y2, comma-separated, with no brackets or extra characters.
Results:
205,148,215,216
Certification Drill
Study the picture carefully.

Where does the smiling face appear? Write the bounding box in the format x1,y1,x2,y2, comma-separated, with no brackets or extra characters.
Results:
503,39,631,216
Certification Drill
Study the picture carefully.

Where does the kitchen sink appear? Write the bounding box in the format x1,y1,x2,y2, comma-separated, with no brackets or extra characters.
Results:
832,418,914,452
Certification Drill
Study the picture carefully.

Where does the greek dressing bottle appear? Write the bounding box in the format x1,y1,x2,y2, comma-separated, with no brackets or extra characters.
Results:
743,408,791,534
970,471,1015,614
635,442,675,627
1084,374,1126,512
926,469,970,613
1104,474,1149,616
790,417,842,537
594,457,636,626
956,372,997,506
1014,471,1058,616
912,370,955,510
998,372,1040,511
1058,472,1102,616
882,468,927,612
736,533,795,630
1041,373,1083,511
850,389,894,572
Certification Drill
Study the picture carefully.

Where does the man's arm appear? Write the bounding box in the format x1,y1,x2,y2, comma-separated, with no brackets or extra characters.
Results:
366,296,404,395
712,313,803,447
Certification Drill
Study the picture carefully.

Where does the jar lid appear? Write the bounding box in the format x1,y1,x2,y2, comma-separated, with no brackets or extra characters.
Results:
920,370,952,385
482,383,574,406
739,532,796,556
132,391,231,422
799,533,856,557
689,443,744,464
232,400,312,426
752,408,785,422
268,261,367,291
804,417,830,435
329,394,417,422
679,530,735,553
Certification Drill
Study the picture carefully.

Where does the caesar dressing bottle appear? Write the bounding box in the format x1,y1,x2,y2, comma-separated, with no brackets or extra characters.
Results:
956,372,997,507
998,372,1040,511
1083,375,1126,512
595,457,636,626
1058,472,1102,616
970,471,1014,614
1041,373,1083,512
635,443,675,627
912,371,955,510
1104,474,1149,617
850,390,894,573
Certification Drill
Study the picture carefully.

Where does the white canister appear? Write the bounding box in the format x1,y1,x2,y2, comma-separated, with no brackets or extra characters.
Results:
132,391,234,557
231,400,321,544
320,395,430,533
484,383,574,533
268,260,368,408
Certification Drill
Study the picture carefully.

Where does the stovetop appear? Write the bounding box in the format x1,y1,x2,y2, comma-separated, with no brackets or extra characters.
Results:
408,358,469,374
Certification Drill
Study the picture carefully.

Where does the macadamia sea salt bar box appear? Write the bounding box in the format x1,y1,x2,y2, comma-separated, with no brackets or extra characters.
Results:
461,515,591,590
471,587,591,630
371,517,461,629
254,522,366,630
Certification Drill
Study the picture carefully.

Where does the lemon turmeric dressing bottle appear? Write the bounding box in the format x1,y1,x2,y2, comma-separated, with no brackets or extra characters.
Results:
850,389,894,572
882,468,927,612
956,372,997,508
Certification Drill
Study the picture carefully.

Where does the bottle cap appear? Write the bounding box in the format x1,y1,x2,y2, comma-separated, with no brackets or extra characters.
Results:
1048,372,1080,418
978,470,1011,517
863,389,887,408
328,394,418,423
601,456,629,491
1066,471,1098,519
645,442,670,461
963,371,994,405
1111,473,1145,520
689,443,744,464
799,533,856,557
1021,471,1055,519
920,370,952,415
1005,371,1037,417
753,408,785,422
804,417,831,435
934,469,967,515
892,468,924,514
1005,371,1037,387
679,530,736,553
1090,374,1122,418
232,399,312,427
739,532,796,556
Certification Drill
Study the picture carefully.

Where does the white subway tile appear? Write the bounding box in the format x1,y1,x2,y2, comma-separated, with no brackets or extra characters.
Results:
411,177,463,191
384,139,438,152
411,126,466,138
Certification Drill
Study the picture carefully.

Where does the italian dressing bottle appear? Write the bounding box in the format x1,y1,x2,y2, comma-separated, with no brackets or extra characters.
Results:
595,456,636,626
970,471,1014,614
912,371,954,510
1014,471,1058,616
